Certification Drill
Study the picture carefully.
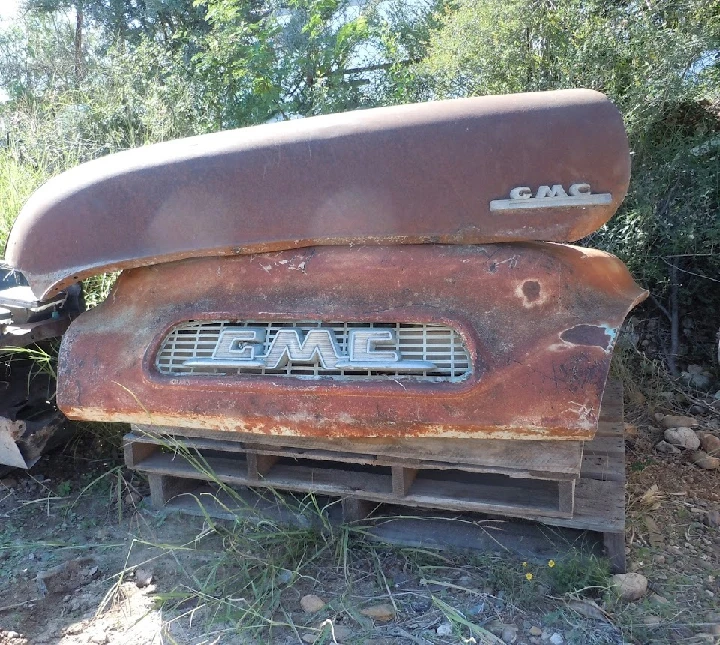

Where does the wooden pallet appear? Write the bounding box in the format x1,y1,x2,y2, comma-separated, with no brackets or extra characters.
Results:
125,381,626,571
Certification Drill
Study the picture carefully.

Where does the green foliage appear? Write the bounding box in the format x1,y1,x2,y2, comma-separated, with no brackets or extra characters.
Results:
547,554,610,595
405,0,720,367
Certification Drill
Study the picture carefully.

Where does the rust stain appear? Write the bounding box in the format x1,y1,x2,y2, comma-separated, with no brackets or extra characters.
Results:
6,89,631,300
56,243,646,441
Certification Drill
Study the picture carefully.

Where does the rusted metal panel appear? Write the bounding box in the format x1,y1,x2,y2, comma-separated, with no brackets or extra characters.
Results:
57,244,646,440
6,89,630,300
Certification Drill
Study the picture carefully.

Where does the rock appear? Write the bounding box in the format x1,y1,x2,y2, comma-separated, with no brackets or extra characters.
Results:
360,603,395,622
549,634,564,645
682,368,712,390
643,615,661,626
467,601,485,616
436,623,453,637
276,569,293,585
611,573,648,601
501,625,518,643
36,557,100,596
300,594,326,613
124,491,142,505
529,626,543,636
661,415,699,429
699,433,720,456
650,594,669,604
0,477,18,489
691,451,720,470
567,599,606,620
704,510,720,528
331,625,352,640
301,634,316,644
134,568,153,588
664,428,700,450
655,440,680,454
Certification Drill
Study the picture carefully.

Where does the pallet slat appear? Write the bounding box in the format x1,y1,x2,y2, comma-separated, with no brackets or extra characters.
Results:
125,380,627,570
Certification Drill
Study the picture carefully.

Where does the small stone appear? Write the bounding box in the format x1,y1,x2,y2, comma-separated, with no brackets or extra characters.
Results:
549,634,564,645
661,415,699,428
643,615,661,626
650,594,669,604
652,555,666,564
530,626,543,636
0,477,18,489
699,433,720,456
437,623,453,637
611,573,648,601
276,568,293,585
331,625,352,640
124,491,142,505
655,440,680,454
691,451,720,470
704,510,720,528
360,603,395,622
501,625,518,643
468,602,485,616
664,428,700,450
134,568,153,588
89,633,108,644
300,594,326,613
36,557,100,596
302,634,316,644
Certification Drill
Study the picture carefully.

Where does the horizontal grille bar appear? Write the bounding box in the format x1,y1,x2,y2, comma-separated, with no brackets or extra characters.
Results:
156,321,472,382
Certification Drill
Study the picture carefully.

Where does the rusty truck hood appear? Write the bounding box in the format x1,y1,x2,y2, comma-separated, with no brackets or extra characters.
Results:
6,89,630,300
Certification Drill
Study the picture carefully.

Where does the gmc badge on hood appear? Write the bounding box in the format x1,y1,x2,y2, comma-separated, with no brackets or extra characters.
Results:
490,183,612,211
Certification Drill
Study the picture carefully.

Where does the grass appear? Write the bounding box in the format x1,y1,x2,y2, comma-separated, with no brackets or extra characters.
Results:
0,149,51,258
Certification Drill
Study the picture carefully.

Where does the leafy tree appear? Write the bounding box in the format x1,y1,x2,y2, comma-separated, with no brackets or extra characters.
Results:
403,0,720,372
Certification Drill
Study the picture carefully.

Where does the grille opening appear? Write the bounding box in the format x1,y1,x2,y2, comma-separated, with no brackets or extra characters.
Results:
156,320,472,382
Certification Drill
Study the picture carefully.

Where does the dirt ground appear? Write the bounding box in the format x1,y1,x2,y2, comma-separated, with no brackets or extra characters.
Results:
0,407,718,645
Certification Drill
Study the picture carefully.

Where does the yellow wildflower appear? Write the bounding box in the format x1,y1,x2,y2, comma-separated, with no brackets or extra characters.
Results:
525,573,533,581
522,561,528,568
548,560,556,568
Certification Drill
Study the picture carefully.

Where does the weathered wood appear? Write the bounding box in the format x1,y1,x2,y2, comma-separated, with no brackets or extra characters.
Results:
124,439,158,469
247,452,279,479
128,380,626,570
133,450,573,518
603,531,626,573
341,497,375,522
130,428,583,481
558,480,575,514
148,473,197,508
392,467,417,496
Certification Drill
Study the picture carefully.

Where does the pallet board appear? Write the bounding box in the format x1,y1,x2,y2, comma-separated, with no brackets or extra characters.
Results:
125,380,627,571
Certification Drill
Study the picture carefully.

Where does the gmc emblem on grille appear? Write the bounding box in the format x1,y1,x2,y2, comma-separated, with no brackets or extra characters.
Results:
183,327,438,372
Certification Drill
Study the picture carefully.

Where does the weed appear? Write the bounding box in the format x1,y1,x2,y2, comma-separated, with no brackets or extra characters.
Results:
546,553,610,596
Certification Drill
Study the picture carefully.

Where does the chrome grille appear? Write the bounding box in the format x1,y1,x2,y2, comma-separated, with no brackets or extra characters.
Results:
156,321,472,382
